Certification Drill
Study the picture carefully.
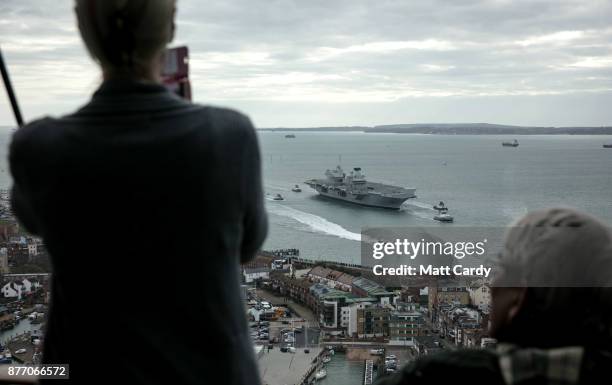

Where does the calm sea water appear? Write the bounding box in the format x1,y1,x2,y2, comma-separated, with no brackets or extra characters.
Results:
259,132,612,263
1,130,611,264
316,353,366,385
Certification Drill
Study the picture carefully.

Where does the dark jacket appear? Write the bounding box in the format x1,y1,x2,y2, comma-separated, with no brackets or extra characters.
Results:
9,79,267,384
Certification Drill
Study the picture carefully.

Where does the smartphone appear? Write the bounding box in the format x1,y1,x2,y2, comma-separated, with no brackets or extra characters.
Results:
161,46,191,101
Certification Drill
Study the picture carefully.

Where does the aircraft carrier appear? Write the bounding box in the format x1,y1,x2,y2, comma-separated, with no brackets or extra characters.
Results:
305,166,416,209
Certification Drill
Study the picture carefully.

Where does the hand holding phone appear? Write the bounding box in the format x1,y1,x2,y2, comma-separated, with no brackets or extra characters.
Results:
161,46,191,101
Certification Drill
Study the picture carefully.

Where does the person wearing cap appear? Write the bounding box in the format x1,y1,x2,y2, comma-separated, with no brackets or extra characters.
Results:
9,1,267,384
376,208,612,385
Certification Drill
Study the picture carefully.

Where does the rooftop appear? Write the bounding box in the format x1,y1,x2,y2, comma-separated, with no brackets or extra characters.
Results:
415,336,444,350
308,266,332,278
352,276,393,296
310,283,353,300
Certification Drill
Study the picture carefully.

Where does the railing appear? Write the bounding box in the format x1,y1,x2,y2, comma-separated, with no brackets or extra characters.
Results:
292,257,365,269
364,359,374,385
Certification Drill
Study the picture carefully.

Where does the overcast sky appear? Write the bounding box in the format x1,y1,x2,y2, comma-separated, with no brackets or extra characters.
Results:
1,0,612,128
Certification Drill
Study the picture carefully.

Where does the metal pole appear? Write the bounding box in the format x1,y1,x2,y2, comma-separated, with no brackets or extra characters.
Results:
0,47,24,127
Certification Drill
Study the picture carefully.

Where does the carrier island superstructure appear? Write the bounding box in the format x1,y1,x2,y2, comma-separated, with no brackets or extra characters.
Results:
305,166,416,209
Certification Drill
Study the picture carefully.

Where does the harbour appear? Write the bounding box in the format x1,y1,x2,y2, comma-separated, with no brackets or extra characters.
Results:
260,132,612,262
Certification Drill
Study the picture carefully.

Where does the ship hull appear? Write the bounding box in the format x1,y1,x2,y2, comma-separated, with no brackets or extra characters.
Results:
306,181,416,209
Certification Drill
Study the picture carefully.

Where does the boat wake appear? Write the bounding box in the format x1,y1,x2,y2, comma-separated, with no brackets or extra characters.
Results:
265,195,283,202
400,200,437,220
266,204,361,242
264,182,293,192
405,200,436,210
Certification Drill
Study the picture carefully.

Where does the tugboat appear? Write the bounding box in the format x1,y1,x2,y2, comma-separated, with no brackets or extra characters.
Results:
502,139,519,147
433,201,447,211
273,193,284,201
291,184,302,192
433,201,454,222
434,211,454,222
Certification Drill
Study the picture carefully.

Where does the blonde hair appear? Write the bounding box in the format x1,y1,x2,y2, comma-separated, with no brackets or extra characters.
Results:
75,0,176,74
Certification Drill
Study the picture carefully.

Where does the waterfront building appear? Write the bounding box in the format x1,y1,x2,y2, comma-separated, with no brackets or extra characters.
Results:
389,311,424,345
307,266,354,291
310,283,354,329
341,298,377,336
428,283,470,322
270,271,314,306
468,283,491,313
0,248,8,274
243,266,271,283
1,278,41,299
357,306,391,338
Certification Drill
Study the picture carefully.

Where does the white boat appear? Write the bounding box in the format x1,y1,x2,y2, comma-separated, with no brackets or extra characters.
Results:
322,356,331,363
315,369,327,380
433,201,453,222
291,184,302,192
434,213,454,222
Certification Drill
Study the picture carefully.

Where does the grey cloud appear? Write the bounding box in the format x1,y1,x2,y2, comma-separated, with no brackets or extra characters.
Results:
1,0,612,127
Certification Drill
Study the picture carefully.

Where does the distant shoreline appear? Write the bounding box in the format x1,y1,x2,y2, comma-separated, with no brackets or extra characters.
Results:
259,123,612,135
3,124,612,135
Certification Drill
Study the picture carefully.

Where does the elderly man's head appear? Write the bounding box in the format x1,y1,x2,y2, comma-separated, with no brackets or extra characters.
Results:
75,0,176,80
490,208,612,348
